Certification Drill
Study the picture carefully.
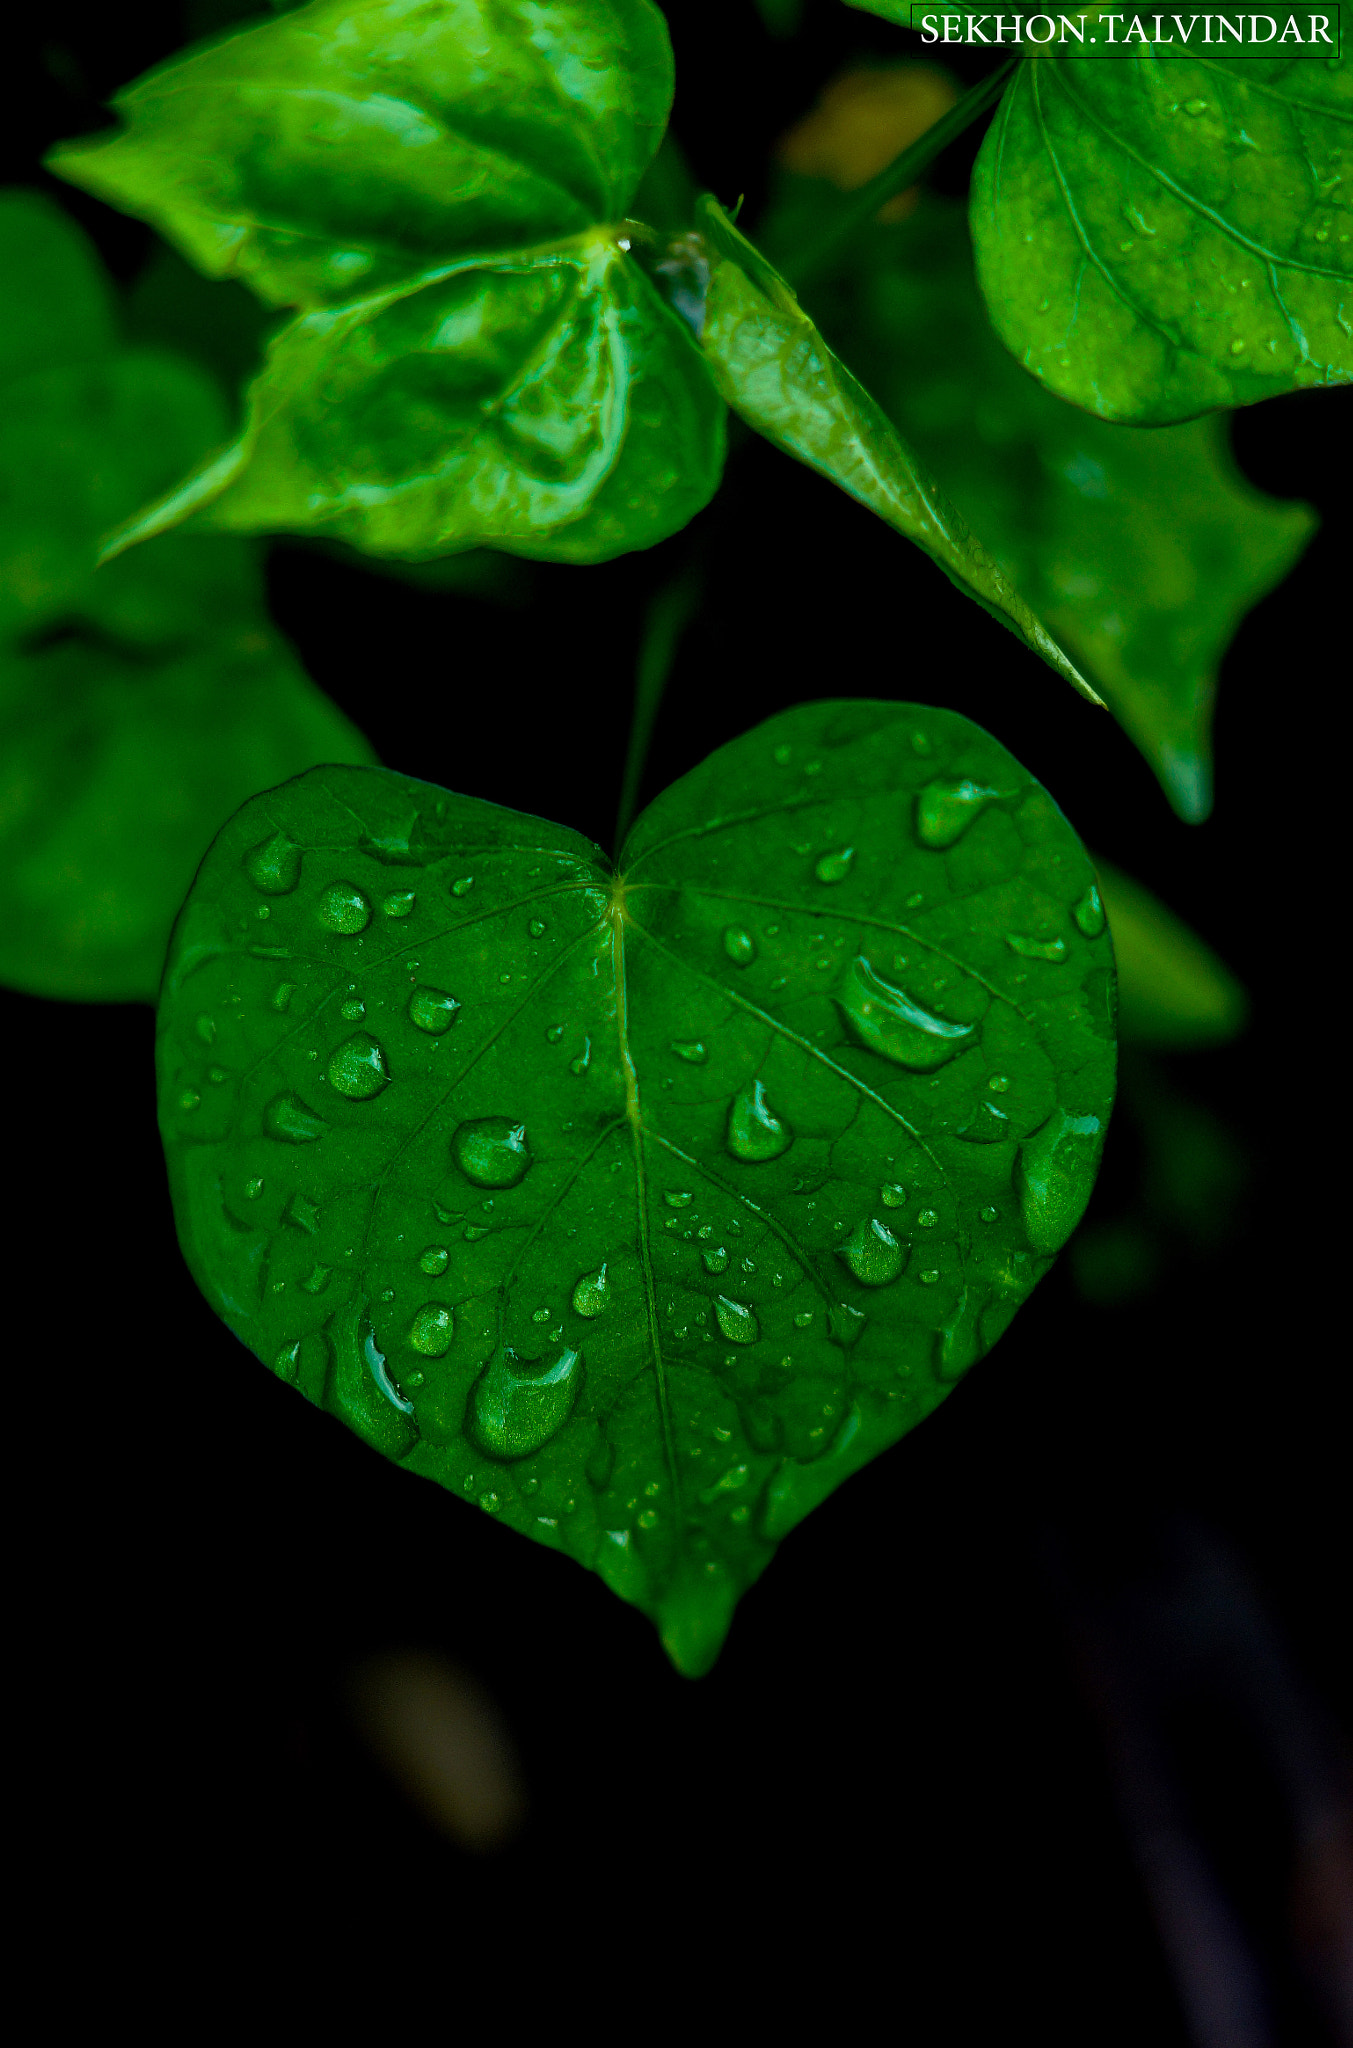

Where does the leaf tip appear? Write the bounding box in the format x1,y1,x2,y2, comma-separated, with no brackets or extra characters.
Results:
656,1568,738,1679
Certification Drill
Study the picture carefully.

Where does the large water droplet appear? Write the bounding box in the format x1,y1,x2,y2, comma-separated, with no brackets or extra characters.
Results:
409,986,460,1034
1006,932,1068,963
469,1345,583,1459
835,955,976,1070
1017,1106,1104,1254
836,1217,905,1286
571,1266,609,1317
263,1092,327,1144
702,1245,729,1274
244,831,301,895
317,882,371,934
326,1032,390,1100
714,1297,759,1344
725,1079,793,1162
419,1246,449,1276
452,1118,531,1188
723,927,757,965
915,778,999,848
814,847,854,884
408,1303,454,1356
365,1316,414,1413
1074,884,1105,938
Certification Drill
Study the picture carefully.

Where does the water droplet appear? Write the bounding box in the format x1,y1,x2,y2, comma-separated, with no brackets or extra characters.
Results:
880,1183,907,1207
702,1246,729,1274
836,1217,905,1286
364,1315,415,1413
981,1205,998,1223
529,918,546,937
451,875,474,897
339,997,365,1023
793,1310,813,1328
726,1080,793,1162
178,1090,200,1111
301,1264,332,1295
243,831,301,896
531,1307,551,1324
671,1040,707,1064
1184,95,1207,114
263,1092,327,1144
271,982,294,1013
1017,1106,1104,1254
773,743,792,766
917,1208,938,1229
274,1341,300,1383
714,1297,759,1344
382,890,415,919
243,1177,264,1201
317,882,371,935
547,1023,565,1042
409,1303,454,1356
326,1032,390,1100
723,927,757,965
408,986,460,1034
195,1015,217,1047
664,1190,693,1209
572,1265,610,1317
835,955,976,1070
284,1191,319,1233
570,1038,591,1075
814,847,854,884
1074,884,1105,938
419,1246,449,1276
915,778,999,849
959,1100,1010,1143
989,1073,1010,1093
1006,933,1068,963
919,1269,940,1286
469,1345,583,1458
452,1118,531,1188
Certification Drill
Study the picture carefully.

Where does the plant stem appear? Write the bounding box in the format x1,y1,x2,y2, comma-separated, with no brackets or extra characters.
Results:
785,59,1017,288
614,564,702,860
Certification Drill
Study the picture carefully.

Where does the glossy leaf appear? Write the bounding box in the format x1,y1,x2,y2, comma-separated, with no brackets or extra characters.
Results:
768,190,1313,819
971,52,1353,422
49,0,674,310
1097,859,1247,1048
50,0,725,564
692,195,1101,703
157,701,1115,1673
0,190,374,1001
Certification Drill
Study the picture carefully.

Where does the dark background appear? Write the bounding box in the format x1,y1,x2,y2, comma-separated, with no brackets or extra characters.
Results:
7,3,1349,2033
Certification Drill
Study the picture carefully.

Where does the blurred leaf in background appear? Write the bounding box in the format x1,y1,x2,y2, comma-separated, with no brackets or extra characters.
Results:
760,68,1316,821
346,1651,527,1852
0,190,373,1003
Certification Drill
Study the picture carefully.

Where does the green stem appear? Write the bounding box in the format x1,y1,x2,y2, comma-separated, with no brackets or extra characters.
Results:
785,59,1018,288
614,565,702,860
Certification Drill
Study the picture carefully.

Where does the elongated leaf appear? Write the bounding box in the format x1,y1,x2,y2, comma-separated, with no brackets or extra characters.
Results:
1097,859,1246,1048
766,189,1313,819
972,51,1353,422
49,0,724,564
157,701,1115,1673
111,238,727,564
49,0,673,310
692,195,1101,702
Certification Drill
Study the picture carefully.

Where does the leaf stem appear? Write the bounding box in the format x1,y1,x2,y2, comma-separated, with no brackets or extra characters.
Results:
784,59,1018,288
614,564,702,861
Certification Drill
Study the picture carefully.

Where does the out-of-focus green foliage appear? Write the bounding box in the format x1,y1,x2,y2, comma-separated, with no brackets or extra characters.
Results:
0,191,372,1002
694,195,1099,702
1097,858,1247,1050
761,177,1313,820
49,0,727,565
156,702,1114,1672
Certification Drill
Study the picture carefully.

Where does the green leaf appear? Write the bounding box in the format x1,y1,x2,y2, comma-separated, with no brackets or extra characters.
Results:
156,700,1115,1673
111,237,727,564
692,194,1102,704
49,0,674,310
1097,858,1246,1048
970,51,1353,422
49,0,725,564
772,194,1314,819
0,188,375,1002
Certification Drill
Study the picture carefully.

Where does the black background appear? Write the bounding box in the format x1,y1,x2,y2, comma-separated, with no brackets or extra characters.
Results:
6,3,1349,2033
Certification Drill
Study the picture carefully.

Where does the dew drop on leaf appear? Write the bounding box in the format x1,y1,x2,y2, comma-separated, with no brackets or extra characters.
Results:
382,890,416,919
701,1246,729,1274
418,1246,449,1276
408,986,460,1034
664,1190,693,1209
244,1178,263,1201
835,955,976,1070
1074,884,1106,937
814,847,855,884
243,831,301,896
571,1266,609,1317
880,1183,907,1207
284,1191,320,1233
317,881,371,934
451,876,474,897
1006,933,1068,962
723,926,757,965
326,1032,390,1100
915,779,999,848
529,919,546,937
713,1297,759,1344
340,997,365,1022
452,1118,531,1188
408,1304,454,1357
671,1039,707,1063
271,983,294,1013
469,1345,583,1459
725,1079,794,1162
263,1092,327,1143
836,1217,906,1286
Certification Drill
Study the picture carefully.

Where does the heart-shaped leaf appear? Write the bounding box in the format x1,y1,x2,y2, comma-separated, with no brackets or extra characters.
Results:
970,48,1353,422
49,0,726,564
157,701,1115,1673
